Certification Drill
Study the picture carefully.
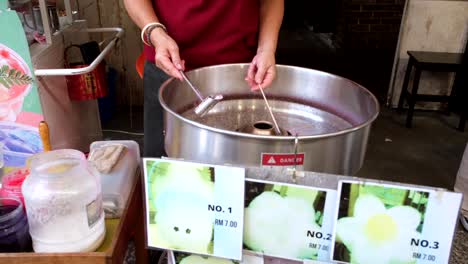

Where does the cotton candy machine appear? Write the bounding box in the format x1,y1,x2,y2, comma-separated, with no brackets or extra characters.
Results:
159,64,379,175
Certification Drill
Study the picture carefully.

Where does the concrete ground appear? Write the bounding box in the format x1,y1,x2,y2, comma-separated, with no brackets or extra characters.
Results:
358,107,468,189
103,106,468,263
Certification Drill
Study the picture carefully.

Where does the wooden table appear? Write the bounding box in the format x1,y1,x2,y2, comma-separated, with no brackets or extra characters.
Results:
0,171,148,264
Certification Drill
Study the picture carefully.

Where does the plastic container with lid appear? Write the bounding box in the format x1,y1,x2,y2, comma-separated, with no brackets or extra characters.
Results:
89,140,140,218
0,168,29,205
22,149,106,252
0,197,32,252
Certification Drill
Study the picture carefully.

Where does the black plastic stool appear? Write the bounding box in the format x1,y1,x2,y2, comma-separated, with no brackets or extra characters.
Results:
397,51,464,130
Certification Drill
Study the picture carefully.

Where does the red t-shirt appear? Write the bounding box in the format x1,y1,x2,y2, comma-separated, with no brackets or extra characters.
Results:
144,0,259,70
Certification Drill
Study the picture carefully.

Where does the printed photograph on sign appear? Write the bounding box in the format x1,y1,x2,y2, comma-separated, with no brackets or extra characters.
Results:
0,43,35,122
332,181,431,264
143,159,245,260
243,179,336,262
1,7,44,171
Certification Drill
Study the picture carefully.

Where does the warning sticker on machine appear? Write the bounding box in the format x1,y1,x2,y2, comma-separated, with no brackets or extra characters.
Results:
261,153,305,166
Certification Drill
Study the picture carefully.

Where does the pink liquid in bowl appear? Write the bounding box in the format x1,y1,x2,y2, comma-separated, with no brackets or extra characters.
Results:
0,44,33,122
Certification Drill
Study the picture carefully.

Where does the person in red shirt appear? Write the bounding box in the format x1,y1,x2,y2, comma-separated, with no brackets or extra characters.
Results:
124,0,284,157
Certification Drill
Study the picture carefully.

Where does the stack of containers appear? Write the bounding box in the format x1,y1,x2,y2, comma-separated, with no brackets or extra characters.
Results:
0,140,32,252
0,139,140,253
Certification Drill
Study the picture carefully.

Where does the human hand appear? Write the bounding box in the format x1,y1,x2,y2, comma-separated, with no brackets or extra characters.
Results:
245,50,276,90
150,28,185,80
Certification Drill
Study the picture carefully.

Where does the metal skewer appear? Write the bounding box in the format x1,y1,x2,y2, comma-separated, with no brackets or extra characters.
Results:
179,70,223,116
179,70,204,101
258,84,282,135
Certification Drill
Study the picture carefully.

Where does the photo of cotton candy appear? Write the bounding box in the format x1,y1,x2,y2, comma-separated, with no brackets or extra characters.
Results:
333,183,428,264
243,183,325,260
149,162,215,254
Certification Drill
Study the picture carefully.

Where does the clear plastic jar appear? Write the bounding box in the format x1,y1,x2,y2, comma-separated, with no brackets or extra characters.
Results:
22,149,105,252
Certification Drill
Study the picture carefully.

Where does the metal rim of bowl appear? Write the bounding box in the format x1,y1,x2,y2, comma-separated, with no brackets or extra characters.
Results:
159,63,380,141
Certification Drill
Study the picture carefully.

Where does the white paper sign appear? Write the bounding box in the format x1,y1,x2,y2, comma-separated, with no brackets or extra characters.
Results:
331,180,462,264
243,179,337,262
143,158,245,260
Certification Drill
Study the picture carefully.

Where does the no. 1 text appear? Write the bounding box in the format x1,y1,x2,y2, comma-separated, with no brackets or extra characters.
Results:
208,204,232,213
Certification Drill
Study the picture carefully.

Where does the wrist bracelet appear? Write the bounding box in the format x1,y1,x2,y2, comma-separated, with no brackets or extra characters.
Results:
141,22,167,47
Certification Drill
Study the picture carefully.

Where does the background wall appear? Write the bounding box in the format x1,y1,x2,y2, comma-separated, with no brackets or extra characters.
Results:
388,0,468,109
31,21,103,151
276,0,408,101
340,0,407,101
77,0,143,107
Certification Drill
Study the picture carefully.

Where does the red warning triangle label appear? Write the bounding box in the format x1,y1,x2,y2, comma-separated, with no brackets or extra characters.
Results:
261,153,305,166
267,156,276,164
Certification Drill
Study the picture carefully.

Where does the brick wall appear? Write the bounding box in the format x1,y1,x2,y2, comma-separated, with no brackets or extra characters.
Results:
336,0,406,100
278,0,407,100
341,0,406,50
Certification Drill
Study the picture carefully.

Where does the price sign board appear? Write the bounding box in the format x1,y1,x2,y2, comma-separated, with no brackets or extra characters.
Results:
331,180,462,264
243,179,337,262
143,158,245,260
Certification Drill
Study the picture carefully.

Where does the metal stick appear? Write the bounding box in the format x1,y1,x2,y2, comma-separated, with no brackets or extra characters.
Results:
292,134,299,183
258,84,282,135
179,70,204,101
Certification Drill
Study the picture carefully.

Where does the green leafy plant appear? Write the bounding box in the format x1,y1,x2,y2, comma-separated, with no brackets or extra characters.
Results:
0,65,33,89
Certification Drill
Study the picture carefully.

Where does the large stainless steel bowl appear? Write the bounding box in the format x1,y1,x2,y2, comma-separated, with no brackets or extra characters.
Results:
159,64,379,175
